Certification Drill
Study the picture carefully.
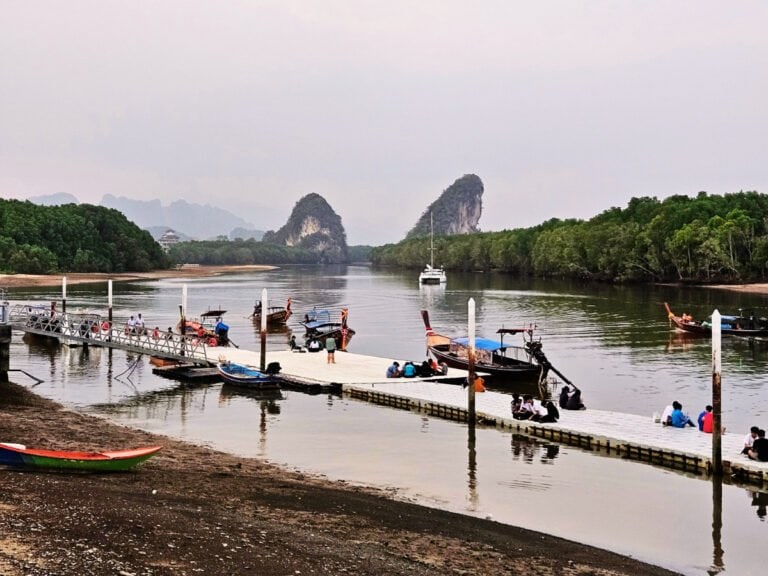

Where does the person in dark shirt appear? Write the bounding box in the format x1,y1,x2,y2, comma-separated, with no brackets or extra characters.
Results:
748,429,768,462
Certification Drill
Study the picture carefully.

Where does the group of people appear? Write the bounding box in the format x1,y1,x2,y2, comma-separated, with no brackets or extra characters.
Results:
386,358,446,378
125,313,146,335
558,385,586,411
511,394,559,422
660,401,768,462
660,400,698,428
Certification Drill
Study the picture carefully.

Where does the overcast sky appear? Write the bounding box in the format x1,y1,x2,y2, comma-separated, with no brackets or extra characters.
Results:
2,2,767,245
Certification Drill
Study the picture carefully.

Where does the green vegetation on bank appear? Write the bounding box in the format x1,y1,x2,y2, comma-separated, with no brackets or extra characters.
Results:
167,239,318,266
0,199,169,273
371,191,768,283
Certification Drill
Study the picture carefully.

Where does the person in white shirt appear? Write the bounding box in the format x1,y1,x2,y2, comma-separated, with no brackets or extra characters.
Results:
742,426,760,455
660,403,674,426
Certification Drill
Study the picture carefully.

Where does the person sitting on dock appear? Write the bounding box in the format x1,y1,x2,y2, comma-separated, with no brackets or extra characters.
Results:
514,395,537,420
510,394,522,417
418,359,436,377
401,361,417,378
289,335,304,352
307,338,322,352
386,361,401,378
742,426,760,454
748,429,768,462
698,405,712,431
533,400,559,423
670,401,695,428
565,388,586,411
699,405,714,433
558,386,571,409
660,403,674,426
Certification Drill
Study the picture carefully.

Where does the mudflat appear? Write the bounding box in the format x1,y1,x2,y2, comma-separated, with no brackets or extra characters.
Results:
0,380,678,576
0,265,275,289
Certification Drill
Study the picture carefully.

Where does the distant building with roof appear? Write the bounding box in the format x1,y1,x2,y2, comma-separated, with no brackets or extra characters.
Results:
158,229,180,252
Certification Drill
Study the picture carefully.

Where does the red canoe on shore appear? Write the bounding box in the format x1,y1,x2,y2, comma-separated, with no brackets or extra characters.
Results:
0,443,162,472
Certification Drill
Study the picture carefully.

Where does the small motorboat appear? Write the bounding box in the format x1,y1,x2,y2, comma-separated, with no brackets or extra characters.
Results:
0,443,161,472
217,360,281,389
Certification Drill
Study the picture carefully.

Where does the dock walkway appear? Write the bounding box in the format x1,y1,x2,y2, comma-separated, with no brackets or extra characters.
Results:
9,301,767,483
217,348,768,483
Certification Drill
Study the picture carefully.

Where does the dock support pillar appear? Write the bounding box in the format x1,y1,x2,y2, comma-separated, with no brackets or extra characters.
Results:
0,324,11,383
467,298,476,426
260,288,268,372
712,310,723,477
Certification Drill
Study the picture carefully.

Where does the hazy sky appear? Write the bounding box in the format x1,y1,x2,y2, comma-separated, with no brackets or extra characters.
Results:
2,2,767,245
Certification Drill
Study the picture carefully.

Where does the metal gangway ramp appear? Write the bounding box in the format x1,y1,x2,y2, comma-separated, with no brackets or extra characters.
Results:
8,304,215,365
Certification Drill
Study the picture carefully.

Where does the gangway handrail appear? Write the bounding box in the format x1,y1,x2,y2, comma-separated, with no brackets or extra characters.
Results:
7,303,213,364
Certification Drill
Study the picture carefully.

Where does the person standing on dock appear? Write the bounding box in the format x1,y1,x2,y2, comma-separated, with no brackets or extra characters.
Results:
325,337,336,364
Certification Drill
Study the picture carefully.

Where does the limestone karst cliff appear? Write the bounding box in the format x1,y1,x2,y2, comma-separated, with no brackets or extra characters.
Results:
262,193,348,263
406,174,483,239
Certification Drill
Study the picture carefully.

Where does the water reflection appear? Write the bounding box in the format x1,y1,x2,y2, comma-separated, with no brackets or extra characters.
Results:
467,423,478,512
710,477,724,575
510,434,560,464
749,489,768,521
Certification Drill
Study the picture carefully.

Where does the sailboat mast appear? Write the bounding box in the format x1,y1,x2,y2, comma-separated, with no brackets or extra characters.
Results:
430,212,434,268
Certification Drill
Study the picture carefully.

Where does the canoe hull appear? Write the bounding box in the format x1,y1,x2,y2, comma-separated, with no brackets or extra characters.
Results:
0,444,162,472
217,362,280,389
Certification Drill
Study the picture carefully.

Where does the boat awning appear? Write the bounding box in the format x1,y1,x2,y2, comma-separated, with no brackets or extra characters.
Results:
452,337,505,351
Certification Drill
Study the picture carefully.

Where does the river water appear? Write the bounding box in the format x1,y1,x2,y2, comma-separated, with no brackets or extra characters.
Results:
6,266,768,575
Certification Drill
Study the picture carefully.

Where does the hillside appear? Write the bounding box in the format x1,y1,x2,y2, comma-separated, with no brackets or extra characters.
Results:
406,174,484,239
262,193,348,263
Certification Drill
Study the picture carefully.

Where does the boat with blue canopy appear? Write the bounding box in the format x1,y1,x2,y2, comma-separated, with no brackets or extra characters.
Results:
421,310,573,387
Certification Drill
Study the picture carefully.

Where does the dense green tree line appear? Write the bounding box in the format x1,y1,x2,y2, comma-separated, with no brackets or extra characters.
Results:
0,199,169,273
167,239,319,266
371,191,768,283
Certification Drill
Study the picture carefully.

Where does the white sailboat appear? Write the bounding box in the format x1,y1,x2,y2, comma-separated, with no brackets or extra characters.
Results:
418,213,447,284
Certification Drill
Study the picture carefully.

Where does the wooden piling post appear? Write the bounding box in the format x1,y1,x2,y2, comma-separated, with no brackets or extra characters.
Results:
467,298,476,426
0,324,10,383
712,309,723,477
107,280,113,342
260,288,268,372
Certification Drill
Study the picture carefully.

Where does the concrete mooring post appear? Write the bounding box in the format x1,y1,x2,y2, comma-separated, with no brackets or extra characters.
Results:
62,276,67,314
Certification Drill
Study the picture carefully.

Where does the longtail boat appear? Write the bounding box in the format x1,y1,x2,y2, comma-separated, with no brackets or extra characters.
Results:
664,303,768,337
0,443,162,472
420,310,574,389
300,307,355,350
250,298,293,326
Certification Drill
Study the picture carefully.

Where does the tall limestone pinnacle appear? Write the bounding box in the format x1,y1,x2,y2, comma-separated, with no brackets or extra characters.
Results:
262,193,349,263
406,174,483,239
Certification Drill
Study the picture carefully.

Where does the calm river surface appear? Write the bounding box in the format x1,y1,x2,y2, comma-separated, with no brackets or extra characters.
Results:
7,266,768,575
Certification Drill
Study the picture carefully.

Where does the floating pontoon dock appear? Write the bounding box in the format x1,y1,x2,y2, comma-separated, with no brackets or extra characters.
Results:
9,304,768,483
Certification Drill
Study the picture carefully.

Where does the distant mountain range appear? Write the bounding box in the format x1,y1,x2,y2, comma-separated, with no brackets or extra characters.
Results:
28,193,264,241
